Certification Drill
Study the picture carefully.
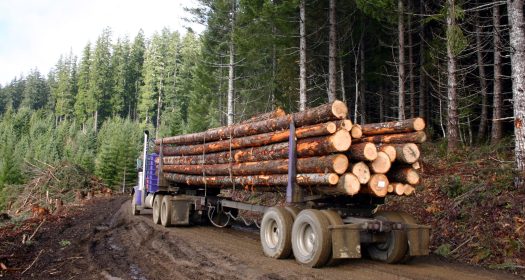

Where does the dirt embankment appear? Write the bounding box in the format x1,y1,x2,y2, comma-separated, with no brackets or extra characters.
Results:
1,195,522,280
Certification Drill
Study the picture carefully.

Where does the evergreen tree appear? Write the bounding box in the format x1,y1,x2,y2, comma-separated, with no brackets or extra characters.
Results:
75,43,92,125
21,69,49,110
128,30,146,120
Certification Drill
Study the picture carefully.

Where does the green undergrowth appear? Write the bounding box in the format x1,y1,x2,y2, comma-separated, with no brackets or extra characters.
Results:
383,139,525,273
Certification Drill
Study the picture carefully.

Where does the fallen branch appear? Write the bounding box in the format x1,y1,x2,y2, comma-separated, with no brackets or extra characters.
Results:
26,218,46,244
21,249,44,275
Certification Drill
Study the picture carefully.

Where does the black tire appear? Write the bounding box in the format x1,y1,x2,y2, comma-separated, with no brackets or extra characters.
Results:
366,211,407,264
260,207,294,259
152,195,164,224
131,192,140,216
291,209,332,268
397,211,418,264
285,206,301,220
321,210,343,266
160,195,173,227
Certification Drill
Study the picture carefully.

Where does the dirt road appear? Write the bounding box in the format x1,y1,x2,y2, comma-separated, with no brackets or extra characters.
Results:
2,196,521,279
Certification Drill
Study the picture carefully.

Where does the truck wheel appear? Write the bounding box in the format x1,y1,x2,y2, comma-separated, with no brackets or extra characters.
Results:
285,206,300,220
131,192,140,216
260,207,293,259
292,209,331,268
397,211,418,263
366,211,407,264
321,210,343,266
160,195,173,227
152,195,164,224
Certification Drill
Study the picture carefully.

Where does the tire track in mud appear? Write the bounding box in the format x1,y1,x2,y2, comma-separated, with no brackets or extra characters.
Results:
86,199,518,280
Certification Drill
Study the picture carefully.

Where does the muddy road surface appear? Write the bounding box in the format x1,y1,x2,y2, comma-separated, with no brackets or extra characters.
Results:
2,196,521,279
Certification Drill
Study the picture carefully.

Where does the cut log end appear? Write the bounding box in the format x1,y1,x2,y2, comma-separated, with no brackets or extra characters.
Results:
332,154,349,174
326,122,338,134
351,125,363,139
337,173,360,196
367,174,389,197
379,145,397,162
413,117,426,131
328,173,340,185
350,162,371,184
369,151,392,174
404,184,415,195
332,100,349,119
331,130,352,152
392,182,406,195
348,142,377,161
340,119,353,131
396,143,420,164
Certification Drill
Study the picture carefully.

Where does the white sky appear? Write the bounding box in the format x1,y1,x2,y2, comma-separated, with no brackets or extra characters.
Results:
0,0,204,86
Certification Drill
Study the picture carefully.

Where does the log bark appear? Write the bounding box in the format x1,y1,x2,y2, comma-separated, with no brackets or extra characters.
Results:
368,151,391,174
360,118,425,136
353,131,427,144
378,145,396,162
161,130,351,164
351,124,363,138
162,154,348,176
241,108,286,124
388,167,420,185
349,162,370,184
157,122,343,156
317,173,360,196
366,174,389,197
163,173,339,187
347,142,377,161
155,101,347,145
393,143,420,164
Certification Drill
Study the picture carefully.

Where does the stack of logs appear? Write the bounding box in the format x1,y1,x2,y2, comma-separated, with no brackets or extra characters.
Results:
154,100,426,198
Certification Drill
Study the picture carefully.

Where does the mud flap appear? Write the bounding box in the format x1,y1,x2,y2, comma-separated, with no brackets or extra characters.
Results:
170,196,192,226
329,224,362,259
405,224,431,256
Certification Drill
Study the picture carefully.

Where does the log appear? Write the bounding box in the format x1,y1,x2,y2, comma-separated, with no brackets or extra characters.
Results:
317,173,360,196
160,130,351,164
412,161,421,170
388,167,420,185
368,151,391,174
156,100,348,145
360,117,425,136
349,162,370,184
240,108,286,124
162,154,349,175
378,145,397,162
404,184,415,195
392,143,420,164
366,174,389,197
156,122,342,156
335,119,353,131
353,131,427,144
351,124,363,138
387,184,394,193
390,182,406,195
347,142,377,161
163,173,339,187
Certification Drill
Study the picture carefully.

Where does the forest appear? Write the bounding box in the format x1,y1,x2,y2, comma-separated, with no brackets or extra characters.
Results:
0,0,523,208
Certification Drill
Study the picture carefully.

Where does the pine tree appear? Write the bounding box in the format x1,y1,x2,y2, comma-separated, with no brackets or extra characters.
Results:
75,43,92,125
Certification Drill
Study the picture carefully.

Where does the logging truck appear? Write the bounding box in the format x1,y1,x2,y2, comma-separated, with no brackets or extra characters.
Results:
131,101,430,268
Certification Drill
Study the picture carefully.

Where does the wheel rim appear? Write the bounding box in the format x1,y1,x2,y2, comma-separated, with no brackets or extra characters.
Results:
264,220,280,249
297,222,316,258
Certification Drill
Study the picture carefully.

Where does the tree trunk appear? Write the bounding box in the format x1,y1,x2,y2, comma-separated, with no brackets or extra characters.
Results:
419,0,427,119
408,14,416,118
328,0,337,102
360,117,425,136
507,0,525,175
388,167,420,185
347,142,378,161
398,0,406,120
240,108,286,124
299,0,307,111
354,131,427,144
475,10,489,140
491,4,503,144
156,78,163,138
339,53,346,103
156,100,347,145
446,0,460,151
163,173,339,187
157,122,343,156
227,1,236,125
317,173,360,196
162,154,348,176
359,34,367,124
